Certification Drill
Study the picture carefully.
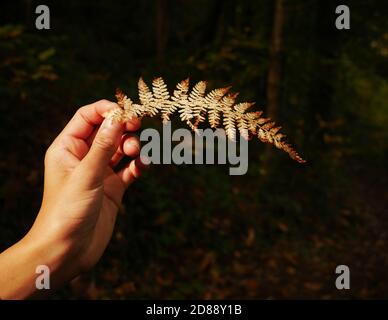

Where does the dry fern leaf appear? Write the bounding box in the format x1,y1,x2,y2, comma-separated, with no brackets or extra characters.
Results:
105,77,306,163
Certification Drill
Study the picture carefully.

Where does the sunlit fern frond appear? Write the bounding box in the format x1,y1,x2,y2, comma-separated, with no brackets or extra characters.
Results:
104,77,306,163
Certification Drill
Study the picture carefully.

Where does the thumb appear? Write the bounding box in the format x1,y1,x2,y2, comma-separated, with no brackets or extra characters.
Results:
82,118,124,179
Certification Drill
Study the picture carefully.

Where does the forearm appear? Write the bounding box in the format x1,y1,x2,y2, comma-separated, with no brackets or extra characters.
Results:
0,231,78,299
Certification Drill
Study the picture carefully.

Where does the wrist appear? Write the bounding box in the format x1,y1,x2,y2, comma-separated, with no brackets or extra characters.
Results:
22,228,82,292
0,232,80,299
28,207,87,274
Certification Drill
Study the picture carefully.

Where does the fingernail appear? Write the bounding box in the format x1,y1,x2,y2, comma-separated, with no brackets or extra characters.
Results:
129,142,139,150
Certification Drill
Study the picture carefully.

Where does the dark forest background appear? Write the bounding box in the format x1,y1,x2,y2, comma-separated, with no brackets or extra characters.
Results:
0,0,387,298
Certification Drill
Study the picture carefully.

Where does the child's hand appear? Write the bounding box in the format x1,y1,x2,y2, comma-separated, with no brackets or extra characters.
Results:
0,100,146,299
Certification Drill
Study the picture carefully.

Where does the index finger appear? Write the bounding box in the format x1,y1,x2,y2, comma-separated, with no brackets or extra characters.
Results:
58,100,141,141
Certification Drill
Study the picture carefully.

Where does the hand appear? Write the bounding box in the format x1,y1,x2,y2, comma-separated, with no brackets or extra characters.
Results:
0,100,146,299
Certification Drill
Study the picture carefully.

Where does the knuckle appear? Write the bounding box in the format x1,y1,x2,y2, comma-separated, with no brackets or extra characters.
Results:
76,106,86,114
98,99,117,108
44,147,63,168
94,135,116,152
44,146,55,165
75,106,88,117
99,99,110,104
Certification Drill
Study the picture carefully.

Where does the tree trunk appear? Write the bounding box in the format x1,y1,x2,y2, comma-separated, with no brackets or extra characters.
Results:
155,0,169,66
25,0,32,28
262,0,285,170
266,0,285,119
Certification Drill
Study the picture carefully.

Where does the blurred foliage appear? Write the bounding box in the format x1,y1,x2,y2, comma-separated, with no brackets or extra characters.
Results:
0,0,387,299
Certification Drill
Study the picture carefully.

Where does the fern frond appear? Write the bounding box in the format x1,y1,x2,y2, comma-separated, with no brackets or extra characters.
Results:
188,81,207,128
176,78,194,123
223,104,236,141
108,77,306,163
220,92,238,141
138,77,158,116
207,87,230,128
152,77,171,123
234,102,255,139
169,78,189,124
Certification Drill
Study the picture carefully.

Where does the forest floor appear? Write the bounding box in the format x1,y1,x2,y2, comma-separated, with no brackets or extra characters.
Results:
66,161,387,299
